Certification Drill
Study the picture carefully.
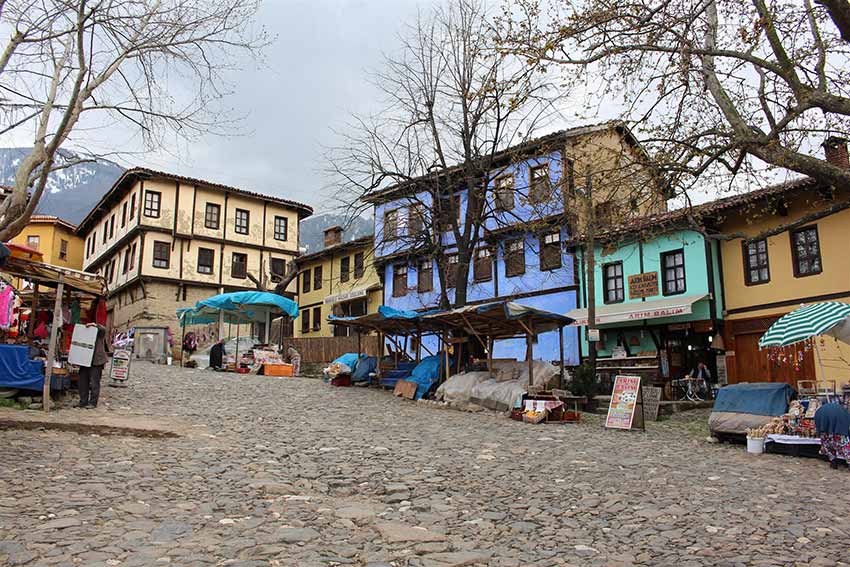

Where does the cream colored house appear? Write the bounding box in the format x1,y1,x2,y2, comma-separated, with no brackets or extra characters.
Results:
77,168,312,342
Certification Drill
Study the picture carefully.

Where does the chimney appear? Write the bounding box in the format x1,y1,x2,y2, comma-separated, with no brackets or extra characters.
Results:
823,136,849,169
323,225,343,247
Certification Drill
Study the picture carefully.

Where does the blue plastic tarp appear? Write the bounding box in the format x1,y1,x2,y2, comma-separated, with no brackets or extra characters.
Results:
0,345,45,391
713,382,795,416
352,356,377,383
333,352,360,371
407,355,443,400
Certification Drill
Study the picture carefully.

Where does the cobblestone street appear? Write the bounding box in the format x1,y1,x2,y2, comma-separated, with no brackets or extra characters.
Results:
2,362,849,567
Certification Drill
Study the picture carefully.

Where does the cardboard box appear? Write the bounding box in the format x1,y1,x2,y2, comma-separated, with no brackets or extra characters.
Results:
393,380,417,400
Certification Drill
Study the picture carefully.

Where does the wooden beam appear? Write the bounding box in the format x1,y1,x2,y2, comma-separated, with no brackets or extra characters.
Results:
43,276,64,412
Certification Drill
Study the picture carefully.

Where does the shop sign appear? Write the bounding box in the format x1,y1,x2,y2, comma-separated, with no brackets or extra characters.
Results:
605,375,644,430
109,349,132,383
628,272,658,299
716,354,728,385
625,305,690,321
642,386,662,421
323,287,368,304
587,329,600,342
69,324,97,367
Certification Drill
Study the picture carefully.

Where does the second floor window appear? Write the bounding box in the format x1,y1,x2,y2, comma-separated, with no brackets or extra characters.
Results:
408,204,425,235
109,214,115,238
384,209,399,241
122,248,129,274
494,175,515,212
231,252,247,279
354,251,364,279
235,209,249,235
130,192,137,219
791,226,822,277
445,254,459,288
274,216,288,241
313,265,323,290
312,306,321,331
152,241,170,269
301,269,311,293
744,239,770,285
438,193,461,231
529,164,550,204
504,239,525,277
270,258,285,278
393,264,408,297
121,202,127,227
540,231,561,271
27,235,39,250
205,203,221,229
198,247,215,274
418,259,433,292
144,190,161,218
661,249,686,295
340,256,350,282
603,262,625,303
473,248,492,282
128,243,136,270
301,307,310,334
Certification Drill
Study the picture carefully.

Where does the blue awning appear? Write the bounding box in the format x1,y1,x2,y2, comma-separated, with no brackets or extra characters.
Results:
177,291,299,325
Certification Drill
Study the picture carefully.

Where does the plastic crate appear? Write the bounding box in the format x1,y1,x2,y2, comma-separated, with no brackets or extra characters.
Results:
264,363,294,377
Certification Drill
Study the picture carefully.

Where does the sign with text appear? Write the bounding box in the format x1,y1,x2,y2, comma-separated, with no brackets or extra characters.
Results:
323,287,369,304
642,386,663,421
68,324,97,367
716,354,728,385
628,272,659,299
605,375,643,430
109,349,132,382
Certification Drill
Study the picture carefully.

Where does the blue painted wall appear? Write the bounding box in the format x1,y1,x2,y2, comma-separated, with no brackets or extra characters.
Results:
373,150,580,364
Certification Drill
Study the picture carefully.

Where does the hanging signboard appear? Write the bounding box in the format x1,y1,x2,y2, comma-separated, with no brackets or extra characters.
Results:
68,324,97,367
628,272,659,299
605,375,645,430
109,349,132,385
715,354,728,385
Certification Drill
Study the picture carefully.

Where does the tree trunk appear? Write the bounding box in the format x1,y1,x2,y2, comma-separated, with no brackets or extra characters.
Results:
584,173,597,375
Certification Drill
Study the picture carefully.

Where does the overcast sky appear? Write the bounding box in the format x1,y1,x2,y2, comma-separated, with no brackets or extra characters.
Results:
122,0,431,214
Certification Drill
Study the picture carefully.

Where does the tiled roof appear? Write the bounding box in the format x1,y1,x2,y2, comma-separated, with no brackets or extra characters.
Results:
28,214,77,232
295,234,374,264
77,167,314,234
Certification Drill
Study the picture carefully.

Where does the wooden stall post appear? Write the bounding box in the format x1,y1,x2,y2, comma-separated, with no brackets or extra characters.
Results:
415,322,422,364
264,310,271,344
235,322,240,369
180,318,186,368
43,276,65,412
443,331,450,383
356,331,362,358
487,336,494,381
377,332,384,380
526,330,534,391
558,325,565,390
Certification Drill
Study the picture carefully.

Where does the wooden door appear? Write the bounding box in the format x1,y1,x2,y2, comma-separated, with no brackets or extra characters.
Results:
733,332,815,385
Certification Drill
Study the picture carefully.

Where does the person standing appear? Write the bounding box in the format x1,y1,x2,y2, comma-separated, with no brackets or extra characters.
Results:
286,346,301,377
78,323,110,409
209,339,226,370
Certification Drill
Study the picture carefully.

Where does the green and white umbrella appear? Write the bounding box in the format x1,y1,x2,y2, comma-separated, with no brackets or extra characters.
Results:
759,302,850,348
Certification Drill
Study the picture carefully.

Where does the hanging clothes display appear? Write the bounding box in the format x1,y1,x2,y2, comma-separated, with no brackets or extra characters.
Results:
0,284,15,329
70,299,81,324
96,298,108,326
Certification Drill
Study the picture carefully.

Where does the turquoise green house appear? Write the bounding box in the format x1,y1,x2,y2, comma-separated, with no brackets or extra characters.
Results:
568,226,725,384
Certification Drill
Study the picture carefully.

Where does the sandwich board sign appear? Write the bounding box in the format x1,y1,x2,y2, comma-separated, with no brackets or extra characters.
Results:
605,375,645,431
69,324,97,367
109,349,132,386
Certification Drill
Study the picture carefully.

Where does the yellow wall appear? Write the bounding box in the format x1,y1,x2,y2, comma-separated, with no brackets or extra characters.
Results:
12,222,84,270
720,187,850,382
295,240,382,338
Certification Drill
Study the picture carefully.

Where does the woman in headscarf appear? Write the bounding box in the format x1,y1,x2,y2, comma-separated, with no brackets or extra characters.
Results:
209,339,226,370
286,346,301,377
814,402,850,469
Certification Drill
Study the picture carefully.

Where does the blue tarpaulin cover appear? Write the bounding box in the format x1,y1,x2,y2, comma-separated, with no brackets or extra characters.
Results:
0,345,45,391
712,382,795,416
352,356,377,383
333,352,360,371
407,355,443,400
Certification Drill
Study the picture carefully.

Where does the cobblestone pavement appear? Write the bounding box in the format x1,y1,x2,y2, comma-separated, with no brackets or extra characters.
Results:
2,362,849,567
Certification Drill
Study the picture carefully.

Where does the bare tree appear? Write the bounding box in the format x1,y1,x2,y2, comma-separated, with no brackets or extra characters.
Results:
497,0,850,212
0,0,268,241
327,0,560,308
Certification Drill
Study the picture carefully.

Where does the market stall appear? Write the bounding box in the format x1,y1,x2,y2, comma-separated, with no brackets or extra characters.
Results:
0,245,106,411
177,291,299,374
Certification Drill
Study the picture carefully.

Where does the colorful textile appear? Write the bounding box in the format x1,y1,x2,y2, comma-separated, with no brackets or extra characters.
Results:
95,299,107,326
33,321,48,339
70,299,81,324
820,434,850,463
0,286,13,328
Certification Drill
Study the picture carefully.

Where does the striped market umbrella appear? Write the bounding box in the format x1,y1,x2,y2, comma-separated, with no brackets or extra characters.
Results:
759,302,850,348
